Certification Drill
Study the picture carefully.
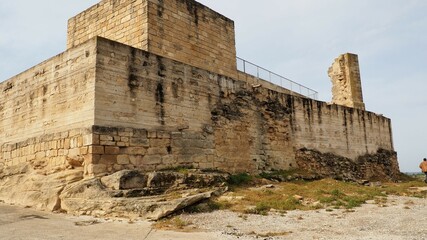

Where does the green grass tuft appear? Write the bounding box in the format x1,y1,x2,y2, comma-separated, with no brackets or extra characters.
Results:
228,173,253,186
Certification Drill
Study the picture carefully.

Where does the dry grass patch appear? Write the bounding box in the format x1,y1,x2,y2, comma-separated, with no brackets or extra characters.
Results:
216,178,427,215
381,180,427,197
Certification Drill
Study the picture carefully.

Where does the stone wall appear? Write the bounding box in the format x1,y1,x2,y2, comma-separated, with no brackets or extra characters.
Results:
67,0,148,50
86,37,396,177
0,38,98,172
291,100,393,160
0,39,96,143
67,0,237,78
0,37,397,179
94,38,214,131
146,0,237,78
0,128,92,174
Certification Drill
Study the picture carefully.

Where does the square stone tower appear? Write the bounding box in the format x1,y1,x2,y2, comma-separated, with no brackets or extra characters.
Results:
67,0,237,79
328,53,365,110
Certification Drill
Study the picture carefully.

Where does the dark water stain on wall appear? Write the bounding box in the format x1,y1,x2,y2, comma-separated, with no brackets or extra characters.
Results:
343,109,350,151
157,56,167,77
316,101,322,124
155,82,165,125
302,98,314,124
181,0,199,25
157,0,164,17
127,48,139,99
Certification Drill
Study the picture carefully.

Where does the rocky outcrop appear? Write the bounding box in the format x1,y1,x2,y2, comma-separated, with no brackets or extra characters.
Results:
295,148,400,181
0,166,228,220
0,166,84,211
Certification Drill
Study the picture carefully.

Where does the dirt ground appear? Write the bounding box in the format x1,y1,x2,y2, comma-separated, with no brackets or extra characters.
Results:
1,195,427,240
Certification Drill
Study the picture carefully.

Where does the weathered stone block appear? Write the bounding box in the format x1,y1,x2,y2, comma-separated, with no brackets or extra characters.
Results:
84,154,101,164
149,139,170,147
157,131,171,139
105,146,120,155
122,147,146,155
92,134,100,145
100,155,118,165
100,135,114,141
80,147,89,155
35,151,46,159
118,131,132,137
68,148,80,158
147,147,168,155
143,155,162,165
100,141,116,146
89,146,105,154
117,155,130,165
64,139,71,149
92,126,119,135
129,155,144,166
161,155,175,165
130,137,149,147
116,142,129,147
147,131,157,139
46,150,58,157
132,129,147,138
83,134,94,146
87,163,107,176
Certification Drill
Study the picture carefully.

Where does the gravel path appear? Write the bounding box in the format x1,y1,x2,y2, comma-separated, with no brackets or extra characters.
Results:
179,195,427,239
1,195,427,239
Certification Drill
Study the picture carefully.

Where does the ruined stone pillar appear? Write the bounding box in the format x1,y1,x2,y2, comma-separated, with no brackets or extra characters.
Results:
328,53,365,110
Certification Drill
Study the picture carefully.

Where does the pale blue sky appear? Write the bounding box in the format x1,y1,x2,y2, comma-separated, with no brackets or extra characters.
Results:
1,0,426,172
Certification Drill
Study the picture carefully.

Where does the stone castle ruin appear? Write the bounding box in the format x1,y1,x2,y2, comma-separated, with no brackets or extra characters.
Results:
329,53,366,110
0,0,399,217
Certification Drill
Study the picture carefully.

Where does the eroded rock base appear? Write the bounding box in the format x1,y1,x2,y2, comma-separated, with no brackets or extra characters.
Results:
0,166,227,220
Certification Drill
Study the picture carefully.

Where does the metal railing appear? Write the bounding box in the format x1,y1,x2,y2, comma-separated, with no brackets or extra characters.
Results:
237,57,318,100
